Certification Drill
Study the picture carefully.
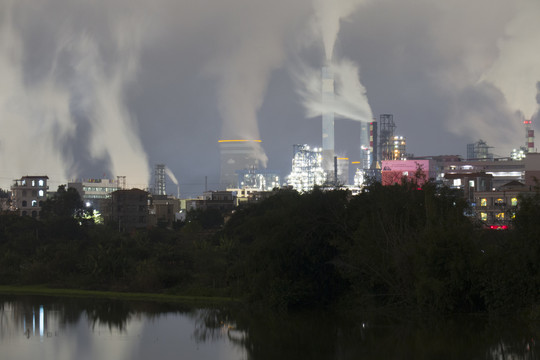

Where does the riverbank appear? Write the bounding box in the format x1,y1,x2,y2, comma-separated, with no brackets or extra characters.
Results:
0,285,239,306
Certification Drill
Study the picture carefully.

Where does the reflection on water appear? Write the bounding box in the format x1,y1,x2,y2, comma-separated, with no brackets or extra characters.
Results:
1,294,539,360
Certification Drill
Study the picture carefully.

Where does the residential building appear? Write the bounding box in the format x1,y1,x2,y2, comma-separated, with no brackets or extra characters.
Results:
10,176,49,218
108,189,149,231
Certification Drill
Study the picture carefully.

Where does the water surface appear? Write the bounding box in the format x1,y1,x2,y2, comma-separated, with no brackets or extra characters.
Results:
1,294,538,359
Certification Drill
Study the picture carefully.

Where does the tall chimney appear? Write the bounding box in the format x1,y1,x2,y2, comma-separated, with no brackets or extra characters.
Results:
322,66,335,178
525,119,534,153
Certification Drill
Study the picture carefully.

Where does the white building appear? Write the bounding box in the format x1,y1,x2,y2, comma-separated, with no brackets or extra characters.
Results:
10,176,49,218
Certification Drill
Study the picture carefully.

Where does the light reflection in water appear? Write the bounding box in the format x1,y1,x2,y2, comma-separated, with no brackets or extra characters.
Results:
0,295,538,360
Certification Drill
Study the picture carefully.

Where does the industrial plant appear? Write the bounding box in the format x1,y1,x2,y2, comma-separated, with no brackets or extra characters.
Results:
1,54,539,232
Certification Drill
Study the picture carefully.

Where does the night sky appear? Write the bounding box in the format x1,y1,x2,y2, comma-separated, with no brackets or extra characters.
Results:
1,0,539,197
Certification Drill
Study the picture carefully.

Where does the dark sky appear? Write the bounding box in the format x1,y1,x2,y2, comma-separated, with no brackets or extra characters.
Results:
1,0,539,196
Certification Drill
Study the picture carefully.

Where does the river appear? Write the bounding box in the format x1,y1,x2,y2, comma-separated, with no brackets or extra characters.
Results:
1,294,538,359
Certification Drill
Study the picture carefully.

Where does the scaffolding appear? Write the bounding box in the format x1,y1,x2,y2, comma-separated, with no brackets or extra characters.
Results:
154,164,166,195
379,114,396,161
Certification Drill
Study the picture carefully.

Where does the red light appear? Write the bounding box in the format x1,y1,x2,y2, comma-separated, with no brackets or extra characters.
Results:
524,120,532,124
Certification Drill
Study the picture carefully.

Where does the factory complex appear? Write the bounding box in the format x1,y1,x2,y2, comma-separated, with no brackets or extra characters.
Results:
2,65,539,231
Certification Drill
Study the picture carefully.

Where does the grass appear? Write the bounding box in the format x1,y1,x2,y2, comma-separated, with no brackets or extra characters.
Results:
0,285,240,306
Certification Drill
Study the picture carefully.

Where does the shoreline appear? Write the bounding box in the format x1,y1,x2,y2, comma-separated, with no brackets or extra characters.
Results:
0,285,240,306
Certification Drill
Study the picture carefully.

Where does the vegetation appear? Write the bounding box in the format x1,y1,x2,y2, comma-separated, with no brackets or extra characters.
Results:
1,182,539,316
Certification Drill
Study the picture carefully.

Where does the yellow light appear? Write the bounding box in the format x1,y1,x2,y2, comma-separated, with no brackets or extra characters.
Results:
351,161,361,164
337,157,349,160
218,139,262,143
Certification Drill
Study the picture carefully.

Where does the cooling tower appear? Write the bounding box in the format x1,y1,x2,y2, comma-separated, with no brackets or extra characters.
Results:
219,140,263,189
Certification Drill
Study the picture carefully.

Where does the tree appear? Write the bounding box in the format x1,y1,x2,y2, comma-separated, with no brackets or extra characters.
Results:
41,185,84,220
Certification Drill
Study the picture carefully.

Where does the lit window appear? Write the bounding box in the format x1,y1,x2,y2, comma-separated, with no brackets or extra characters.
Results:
32,180,35,187
32,200,37,207
469,180,475,187
480,212,487,221
453,179,461,186
480,198,487,207
38,179,44,187
496,212,504,219
511,198,518,206
38,190,44,197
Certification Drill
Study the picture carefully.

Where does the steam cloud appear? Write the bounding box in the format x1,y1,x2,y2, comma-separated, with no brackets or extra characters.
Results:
0,1,150,188
313,0,369,61
164,166,179,186
480,0,540,120
204,0,308,168
296,59,372,122
295,0,372,154
2,0,540,191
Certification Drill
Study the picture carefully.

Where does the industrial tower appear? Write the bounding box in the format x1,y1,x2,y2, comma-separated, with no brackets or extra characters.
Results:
379,114,396,161
321,66,335,179
154,164,166,195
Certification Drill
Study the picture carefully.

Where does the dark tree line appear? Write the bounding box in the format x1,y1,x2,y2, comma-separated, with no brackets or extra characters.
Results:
1,182,540,316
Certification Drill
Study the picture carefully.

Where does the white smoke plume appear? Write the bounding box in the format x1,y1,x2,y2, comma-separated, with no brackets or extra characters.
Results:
0,1,73,186
164,166,179,186
0,0,150,189
296,59,372,122
313,0,369,61
480,0,540,121
204,0,309,168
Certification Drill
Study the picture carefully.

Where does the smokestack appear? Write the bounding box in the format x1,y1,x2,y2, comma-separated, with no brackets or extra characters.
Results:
524,119,534,153
322,65,335,177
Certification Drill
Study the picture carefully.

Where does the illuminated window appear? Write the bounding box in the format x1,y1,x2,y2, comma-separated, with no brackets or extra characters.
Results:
32,200,37,207
453,179,461,186
480,212,487,221
469,180,475,187
496,212,505,219
495,198,504,205
38,179,44,187
480,198,487,207
511,198,518,206
32,180,35,187
38,190,44,197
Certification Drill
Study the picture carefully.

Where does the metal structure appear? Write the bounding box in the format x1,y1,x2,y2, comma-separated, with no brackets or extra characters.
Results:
379,114,396,161
236,168,281,191
391,135,407,160
154,164,166,195
287,144,326,192
467,140,493,160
